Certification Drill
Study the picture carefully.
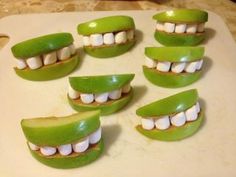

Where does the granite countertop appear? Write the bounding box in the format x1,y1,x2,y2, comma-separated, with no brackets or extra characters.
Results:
0,0,235,41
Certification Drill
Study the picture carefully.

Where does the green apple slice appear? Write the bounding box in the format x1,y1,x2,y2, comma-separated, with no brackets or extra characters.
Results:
29,139,104,169
11,33,74,59
21,110,100,146
14,55,79,81
77,15,135,35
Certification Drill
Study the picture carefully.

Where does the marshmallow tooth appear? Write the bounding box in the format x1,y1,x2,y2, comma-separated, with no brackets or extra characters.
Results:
185,61,198,73
16,59,27,69
58,144,72,156
108,89,122,100
164,22,175,33
89,127,102,144
175,24,187,34
73,137,89,153
156,61,171,72
186,24,197,33
115,31,127,44
80,93,94,104
57,46,71,61
68,85,80,99
141,118,154,130
171,62,186,73
90,34,103,46
127,30,134,40
196,59,203,70
26,56,43,70
103,33,115,45
156,22,164,31
196,102,200,113
185,105,198,121
122,83,131,93
155,116,170,130
197,23,205,32
43,51,57,65
95,93,109,103
83,36,91,46
170,112,186,127
40,146,57,156
145,56,157,68
69,44,76,55
28,142,39,151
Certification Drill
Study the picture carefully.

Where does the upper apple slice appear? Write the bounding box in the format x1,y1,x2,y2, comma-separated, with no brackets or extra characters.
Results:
77,15,135,35
136,89,198,118
11,33,74,59
153,9,208,23
21,110,100,146
69,74,135,94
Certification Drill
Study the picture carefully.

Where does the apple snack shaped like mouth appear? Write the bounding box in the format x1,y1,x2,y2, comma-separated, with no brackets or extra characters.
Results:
77,15,136,58
136,89,204,141
144,47,204,88
68,74,135,115
21,110,103,168
153,9,208,46
11,33,79,81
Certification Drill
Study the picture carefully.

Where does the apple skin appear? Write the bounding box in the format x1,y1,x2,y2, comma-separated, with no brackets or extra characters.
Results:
11,33,74,59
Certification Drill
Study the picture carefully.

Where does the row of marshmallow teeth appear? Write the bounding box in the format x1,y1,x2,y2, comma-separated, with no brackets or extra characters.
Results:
156,22,205,34
28,127,101,156
16,44,76,70
145,57,203,73
82,30,134,47
142,102,201,130
68,83,131,104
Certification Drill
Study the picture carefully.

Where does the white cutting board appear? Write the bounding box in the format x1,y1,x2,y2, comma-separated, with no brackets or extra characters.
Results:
0,10,236,177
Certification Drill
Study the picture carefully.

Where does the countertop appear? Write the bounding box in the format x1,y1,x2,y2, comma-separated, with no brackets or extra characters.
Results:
0,0,235,45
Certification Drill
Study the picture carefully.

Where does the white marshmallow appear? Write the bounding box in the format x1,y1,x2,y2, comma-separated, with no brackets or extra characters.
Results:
108,89,122,100
68,85,80,99
122,83,131,93
185,61,198,73
43,51,57,65
73,137,89,153
26,56,43,70
175,24,187,33
156,22,164,31
186,24,197,33
196,102,201,113
89,127,102,144
103,33,115,45
83,36,91,46
40,146,56,156
127,30,134,40
95,93,109,103
171,112,186,127
155,116,170,130
90,34,103,46
58,144,72,156
115,31,127,44
80,93,94,104
141,118,155,130
69,44,76,55
145,56,157,68
16,59,27,69
196,59,203,70
28,142,39,151
171,62,186,73
156,61,171,72
185,105,198,121
57,46,71,60
197,23,205,32
164,22,175,33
